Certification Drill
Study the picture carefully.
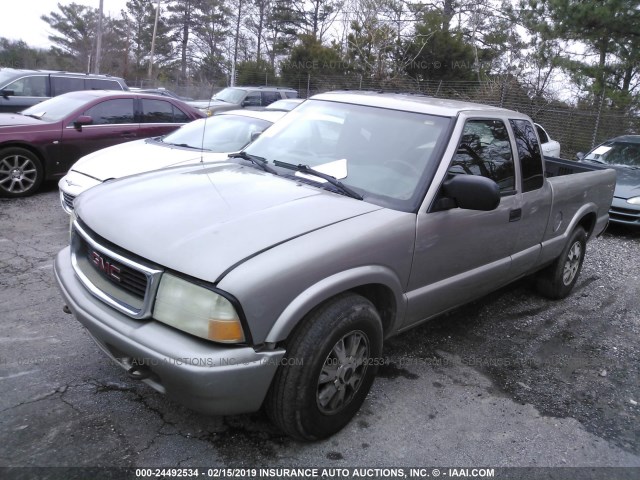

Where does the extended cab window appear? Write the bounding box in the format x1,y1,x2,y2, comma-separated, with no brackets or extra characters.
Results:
83,99,135,125
450,119,515,193
511,119,544,192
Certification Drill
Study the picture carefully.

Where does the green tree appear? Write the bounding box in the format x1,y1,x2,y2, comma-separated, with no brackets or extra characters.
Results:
123,0,173,80
281,35,346,93
41,2,97,71
0,39,51,70
542,0,640,105
404,11,477,82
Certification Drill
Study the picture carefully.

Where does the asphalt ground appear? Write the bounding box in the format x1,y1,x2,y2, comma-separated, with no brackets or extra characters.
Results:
1,181,639,479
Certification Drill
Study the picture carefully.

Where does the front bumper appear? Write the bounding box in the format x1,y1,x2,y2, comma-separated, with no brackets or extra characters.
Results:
609,197,640,227
54,247,285,415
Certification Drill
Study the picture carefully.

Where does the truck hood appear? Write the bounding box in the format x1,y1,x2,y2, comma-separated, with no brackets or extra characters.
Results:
71,138,229,181
76,163,382,283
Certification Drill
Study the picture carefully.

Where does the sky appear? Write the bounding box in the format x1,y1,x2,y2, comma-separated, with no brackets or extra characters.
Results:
1,0,130,49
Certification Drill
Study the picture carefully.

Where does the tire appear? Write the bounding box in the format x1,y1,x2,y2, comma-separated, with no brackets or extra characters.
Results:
0,147,44,197
536,226,587,299
265,293,383,440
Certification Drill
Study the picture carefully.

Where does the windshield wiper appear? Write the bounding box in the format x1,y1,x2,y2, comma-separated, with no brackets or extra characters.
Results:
273,160,362,200
229,151,278,175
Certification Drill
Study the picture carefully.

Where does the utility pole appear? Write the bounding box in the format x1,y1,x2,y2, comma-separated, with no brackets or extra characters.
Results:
231,0,243,87
94,0,104,74
148,0,161,80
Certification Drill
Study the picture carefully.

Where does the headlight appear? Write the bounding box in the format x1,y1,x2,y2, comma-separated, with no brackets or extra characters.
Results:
154,273,245,343
627,196,640,205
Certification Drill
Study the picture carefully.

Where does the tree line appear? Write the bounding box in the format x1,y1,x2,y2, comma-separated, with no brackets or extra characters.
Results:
0,0,638,111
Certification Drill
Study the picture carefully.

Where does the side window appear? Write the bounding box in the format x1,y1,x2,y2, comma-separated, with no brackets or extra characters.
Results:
511,119,544,192
88,79,123,91
5,76,47,97
172,106,190,123
284,91,298,99
141,99,175,123
243,92,261,107
261,91,280,106
83,99,135,125
535,124,549,144
52,76,85,96
449,119,515,193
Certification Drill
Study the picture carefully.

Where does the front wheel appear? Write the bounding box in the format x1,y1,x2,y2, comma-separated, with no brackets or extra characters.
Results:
0,147,44,197
536,226,587,299
265,293,383,440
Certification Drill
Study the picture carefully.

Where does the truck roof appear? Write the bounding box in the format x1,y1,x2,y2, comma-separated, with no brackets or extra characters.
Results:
312,91,529,119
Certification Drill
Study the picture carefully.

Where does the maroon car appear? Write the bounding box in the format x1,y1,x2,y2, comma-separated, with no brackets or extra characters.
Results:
0,90,204,197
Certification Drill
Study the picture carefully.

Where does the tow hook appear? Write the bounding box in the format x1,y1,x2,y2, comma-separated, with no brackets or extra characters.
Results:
127,364,152,380
62,305,72,314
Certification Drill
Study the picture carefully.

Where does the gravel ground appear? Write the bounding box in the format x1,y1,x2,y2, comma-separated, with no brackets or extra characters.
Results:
381,223,640,454
0,181,638,474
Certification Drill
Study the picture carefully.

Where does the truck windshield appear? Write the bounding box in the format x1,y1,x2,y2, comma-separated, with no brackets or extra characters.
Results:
244,99,452,211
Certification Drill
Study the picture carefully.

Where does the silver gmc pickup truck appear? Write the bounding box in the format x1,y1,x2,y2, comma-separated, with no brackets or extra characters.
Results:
54,92,616,440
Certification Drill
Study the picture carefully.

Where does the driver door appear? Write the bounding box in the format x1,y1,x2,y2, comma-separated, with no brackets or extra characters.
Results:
403,118,522,328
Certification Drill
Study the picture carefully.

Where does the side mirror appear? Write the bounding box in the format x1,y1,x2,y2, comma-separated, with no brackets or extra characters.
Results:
576,152,585,160
73,115,93,131
440,175,500,211
1,89,15,99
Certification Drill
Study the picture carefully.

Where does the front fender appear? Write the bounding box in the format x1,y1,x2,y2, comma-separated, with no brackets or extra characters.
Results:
265,265,407,344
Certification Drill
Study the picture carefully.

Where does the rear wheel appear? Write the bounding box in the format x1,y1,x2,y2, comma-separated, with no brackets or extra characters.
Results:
265,293,383,440
536,226,587,299
0,147,43,197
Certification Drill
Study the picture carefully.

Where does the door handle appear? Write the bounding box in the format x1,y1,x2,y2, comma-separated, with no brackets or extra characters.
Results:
509,208,522,222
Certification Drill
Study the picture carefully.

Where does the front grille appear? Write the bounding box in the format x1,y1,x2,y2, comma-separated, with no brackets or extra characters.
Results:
609,206,640,224
70,220,162,318
62,191,75,211
76,234,148,299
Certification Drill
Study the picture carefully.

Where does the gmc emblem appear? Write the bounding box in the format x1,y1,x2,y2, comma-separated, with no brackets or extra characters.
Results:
91,251,121,282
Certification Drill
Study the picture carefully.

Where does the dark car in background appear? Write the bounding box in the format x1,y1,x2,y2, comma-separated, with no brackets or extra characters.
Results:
0,68,129,113
579,135,640,228
188,86,298,116
0,90,203,197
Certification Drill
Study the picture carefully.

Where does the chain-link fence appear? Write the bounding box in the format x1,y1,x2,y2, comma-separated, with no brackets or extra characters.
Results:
137,74,639,159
